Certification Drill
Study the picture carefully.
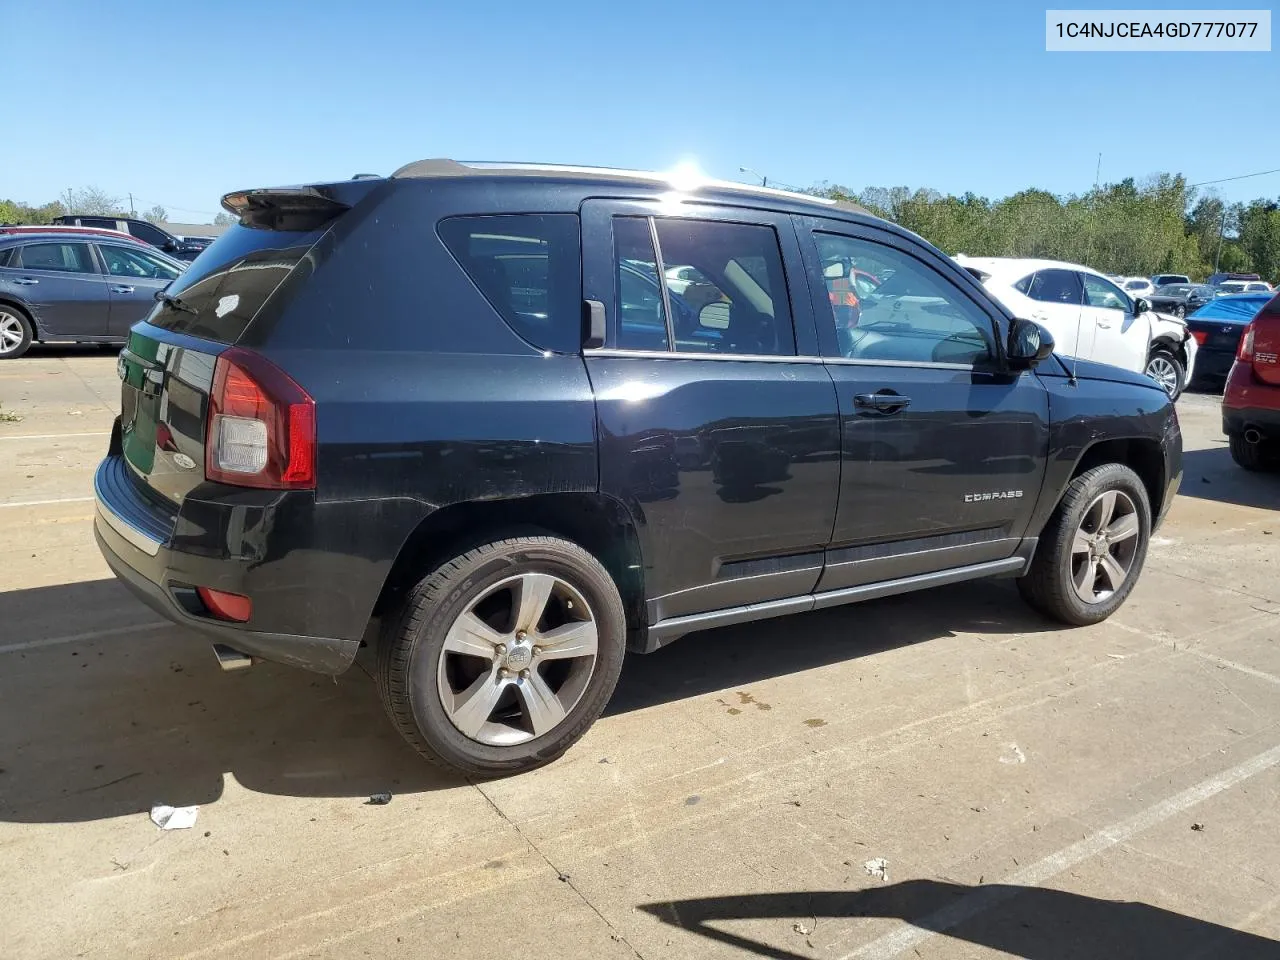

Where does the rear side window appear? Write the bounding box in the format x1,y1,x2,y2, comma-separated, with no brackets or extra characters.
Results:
18,242,96,273
0,248,12,268
147,224,326,343
1027,269,1083,304
438,214,582,353
608,216,796,357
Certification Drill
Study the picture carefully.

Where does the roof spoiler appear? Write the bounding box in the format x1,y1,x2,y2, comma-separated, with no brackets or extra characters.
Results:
220,186,353,231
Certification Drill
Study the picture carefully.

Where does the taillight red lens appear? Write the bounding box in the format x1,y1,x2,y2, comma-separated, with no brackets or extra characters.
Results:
197,586,253,622
1190,330,1208,345
1238,323,1255,362
206,347,315,490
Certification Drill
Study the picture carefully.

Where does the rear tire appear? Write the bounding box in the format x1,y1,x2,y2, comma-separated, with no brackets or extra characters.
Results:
1018,463,1151,626
377,535,627,776
1145,348,1184,399
1228,433,1276,471
0,307,33,359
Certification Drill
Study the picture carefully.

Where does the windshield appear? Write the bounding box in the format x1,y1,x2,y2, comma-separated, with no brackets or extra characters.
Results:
1157,284,1192,296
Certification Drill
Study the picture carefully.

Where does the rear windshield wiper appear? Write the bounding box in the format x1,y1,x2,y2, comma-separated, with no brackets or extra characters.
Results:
154,290,196,315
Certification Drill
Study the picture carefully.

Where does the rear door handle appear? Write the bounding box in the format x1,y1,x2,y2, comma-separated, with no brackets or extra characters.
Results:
855,392,912,412
110,285,135,294
13,277,38,285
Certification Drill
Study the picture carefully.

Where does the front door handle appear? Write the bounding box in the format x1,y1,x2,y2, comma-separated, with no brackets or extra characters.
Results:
855,392,912,412
1096,321,1112,329
13,277,39,285
110,285,135,294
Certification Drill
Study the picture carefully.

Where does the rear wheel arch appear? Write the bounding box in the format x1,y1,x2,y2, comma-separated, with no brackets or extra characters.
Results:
0,299,38,337
373,492,647,646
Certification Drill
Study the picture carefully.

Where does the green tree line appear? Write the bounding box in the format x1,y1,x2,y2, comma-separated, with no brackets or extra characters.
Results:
809,174,1280,283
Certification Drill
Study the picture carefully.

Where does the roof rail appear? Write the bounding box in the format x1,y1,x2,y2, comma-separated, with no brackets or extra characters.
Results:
390,158,842,207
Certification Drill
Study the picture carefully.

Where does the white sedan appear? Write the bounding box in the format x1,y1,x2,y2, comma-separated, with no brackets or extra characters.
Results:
955,256,1197,398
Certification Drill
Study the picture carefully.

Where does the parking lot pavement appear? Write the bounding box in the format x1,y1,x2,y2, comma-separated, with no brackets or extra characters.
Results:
2,360,1279,960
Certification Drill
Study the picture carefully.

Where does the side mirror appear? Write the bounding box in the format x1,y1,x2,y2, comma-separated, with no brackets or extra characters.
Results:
1007,318,1055,369
1133,296,1150,314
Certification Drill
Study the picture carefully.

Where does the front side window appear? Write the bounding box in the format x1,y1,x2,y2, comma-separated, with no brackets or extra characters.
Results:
100,245,182,280
17,242,95,273
1083,273,1130,311
815,233,995,366
610,216,796,356
1027,269,1084,305
438,214,582,353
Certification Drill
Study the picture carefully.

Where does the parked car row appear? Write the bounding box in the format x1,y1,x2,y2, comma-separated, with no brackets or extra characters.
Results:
955,256,1196,398
0,231,186,358
51,216,206,261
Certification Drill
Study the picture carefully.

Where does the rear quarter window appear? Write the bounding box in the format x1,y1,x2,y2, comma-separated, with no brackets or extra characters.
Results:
438,214,582,353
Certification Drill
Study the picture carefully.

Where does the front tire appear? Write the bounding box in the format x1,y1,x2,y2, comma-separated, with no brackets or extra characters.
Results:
1018,464,1151,626
1145,349,1184,399
377,535,627,776
0,307,33,359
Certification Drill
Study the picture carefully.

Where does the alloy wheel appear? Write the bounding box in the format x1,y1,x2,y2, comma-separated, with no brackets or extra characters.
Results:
1145,355,1180,397
436,572,598,746
1070,490,1140,603
0,312,25,355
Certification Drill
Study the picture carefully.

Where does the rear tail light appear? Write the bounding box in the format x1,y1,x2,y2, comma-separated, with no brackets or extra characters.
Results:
1238,323,1255,362
197,586,252,622
206,347,315,489
1190,330,1208,345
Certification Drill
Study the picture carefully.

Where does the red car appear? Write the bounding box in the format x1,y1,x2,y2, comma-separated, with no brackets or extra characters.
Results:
1223,290,1280,470
0,224,150,246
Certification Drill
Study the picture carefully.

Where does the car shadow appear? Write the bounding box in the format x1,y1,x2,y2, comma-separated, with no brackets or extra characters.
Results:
639,881,1278,959
1179,445,1280,510
607,579,1054,715
0,577,1061,824
23,343,121,359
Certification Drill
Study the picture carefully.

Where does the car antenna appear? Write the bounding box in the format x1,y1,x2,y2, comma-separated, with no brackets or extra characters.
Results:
1069,281,1084,386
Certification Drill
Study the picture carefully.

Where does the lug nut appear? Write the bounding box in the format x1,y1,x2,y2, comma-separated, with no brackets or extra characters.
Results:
520,669,530,679
532,646,542,656
499,668,510,679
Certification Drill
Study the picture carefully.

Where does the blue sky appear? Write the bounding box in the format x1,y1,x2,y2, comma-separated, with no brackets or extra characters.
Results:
4,0,1277,222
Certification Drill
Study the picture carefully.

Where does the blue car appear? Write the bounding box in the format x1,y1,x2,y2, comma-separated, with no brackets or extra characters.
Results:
1185,293,1274,387
0,231,186,359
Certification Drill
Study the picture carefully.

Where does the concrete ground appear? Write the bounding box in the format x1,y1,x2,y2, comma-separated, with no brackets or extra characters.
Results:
3,347,1280,960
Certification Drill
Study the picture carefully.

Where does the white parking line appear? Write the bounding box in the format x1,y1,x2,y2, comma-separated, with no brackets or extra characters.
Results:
0,496,94,509
0,622,168,654
0,432,110,441
1185,648,1280,687
844,741,1280,960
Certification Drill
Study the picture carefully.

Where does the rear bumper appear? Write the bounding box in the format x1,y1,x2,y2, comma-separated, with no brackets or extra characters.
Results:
1190,347,1236,383
1222,364,1280,438
93,455,361,674
1222,406,1280,438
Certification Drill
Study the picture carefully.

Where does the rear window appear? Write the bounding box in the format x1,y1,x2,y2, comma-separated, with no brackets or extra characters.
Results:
146,224,326,343
438,214,582,353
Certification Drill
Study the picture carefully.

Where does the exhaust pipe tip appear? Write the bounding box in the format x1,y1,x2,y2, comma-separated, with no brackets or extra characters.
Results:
212,643,254,672
1244,428,1263,445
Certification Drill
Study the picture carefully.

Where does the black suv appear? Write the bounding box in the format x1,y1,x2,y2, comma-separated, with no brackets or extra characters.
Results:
94,160,1182,775
52,216,204,261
